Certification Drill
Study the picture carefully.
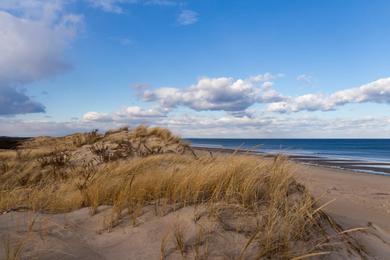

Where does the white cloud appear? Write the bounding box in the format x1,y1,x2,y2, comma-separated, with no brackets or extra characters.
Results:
267,94,333,113
143,74,285,115
0,11,81,85
331,77,390,104
177,9,198,25
82,111,112,122
262,81,274,89
0,1,82,115
82,106,167,122
268,77,390,113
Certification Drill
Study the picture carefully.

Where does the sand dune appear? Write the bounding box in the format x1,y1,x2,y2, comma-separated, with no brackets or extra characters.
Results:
0,127,389,259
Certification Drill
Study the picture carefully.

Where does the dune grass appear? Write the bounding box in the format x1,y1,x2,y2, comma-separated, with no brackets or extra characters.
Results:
0,125,365,259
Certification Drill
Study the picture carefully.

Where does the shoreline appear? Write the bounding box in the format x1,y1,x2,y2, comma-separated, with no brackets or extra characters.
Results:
192,145,390,176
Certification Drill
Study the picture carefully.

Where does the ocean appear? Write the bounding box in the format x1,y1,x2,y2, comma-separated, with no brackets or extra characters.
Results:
187,139,390,176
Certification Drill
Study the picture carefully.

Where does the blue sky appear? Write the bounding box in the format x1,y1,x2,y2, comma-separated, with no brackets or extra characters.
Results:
1,0,390,137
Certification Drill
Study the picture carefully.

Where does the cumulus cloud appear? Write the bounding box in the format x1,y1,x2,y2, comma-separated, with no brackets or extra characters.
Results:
267,94,334,113
268,77,390,113
0,1,82,116
331,77,390,104
83,106,168,122
0,11,80,85
82,111,112,122
143,74,285,115
177,9,198,25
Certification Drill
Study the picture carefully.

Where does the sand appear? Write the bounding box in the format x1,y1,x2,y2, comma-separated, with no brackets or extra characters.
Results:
0,160,389,259
0,205,255,259
293,164,390,259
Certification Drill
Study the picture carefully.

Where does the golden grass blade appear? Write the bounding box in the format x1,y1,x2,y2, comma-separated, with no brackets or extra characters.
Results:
291,251,331,260
339,227,367,235
231,143,245,156
313,199,336,214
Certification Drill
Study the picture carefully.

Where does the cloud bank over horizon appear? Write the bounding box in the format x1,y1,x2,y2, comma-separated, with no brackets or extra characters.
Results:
2,112,390,138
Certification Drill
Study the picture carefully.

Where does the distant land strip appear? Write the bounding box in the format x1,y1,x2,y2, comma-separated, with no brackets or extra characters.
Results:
0,137,31,149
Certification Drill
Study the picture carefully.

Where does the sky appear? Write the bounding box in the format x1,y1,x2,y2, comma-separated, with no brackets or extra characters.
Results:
1,0,390,138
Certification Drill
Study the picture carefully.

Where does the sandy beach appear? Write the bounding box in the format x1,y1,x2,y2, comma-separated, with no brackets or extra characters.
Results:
294,164,390,259
0,133,389,259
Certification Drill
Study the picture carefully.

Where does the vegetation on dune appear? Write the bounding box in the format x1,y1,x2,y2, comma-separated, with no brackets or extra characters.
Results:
0,125,365,259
